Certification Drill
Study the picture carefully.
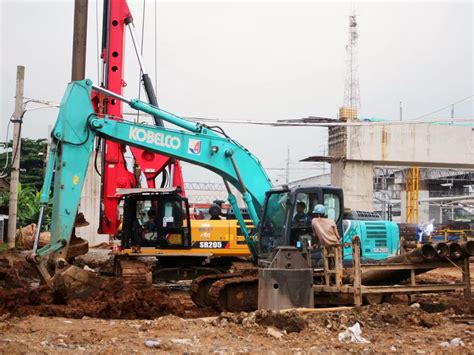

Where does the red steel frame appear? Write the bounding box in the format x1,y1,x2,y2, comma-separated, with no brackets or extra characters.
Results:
95,0,184,234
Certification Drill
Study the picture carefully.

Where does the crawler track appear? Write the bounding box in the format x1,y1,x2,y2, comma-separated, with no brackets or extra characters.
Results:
191,268,258,312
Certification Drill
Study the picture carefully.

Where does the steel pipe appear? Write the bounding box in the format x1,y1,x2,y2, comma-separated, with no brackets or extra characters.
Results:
448,242,463,259
359,244,437,285
434,242,449,258
460,240,474,257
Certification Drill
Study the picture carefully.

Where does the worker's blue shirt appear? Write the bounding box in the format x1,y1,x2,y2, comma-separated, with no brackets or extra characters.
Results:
293,212,311,225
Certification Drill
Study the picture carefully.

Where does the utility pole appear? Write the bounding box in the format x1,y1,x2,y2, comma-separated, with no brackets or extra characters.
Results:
285,146,290,184
71,0,88,81
7,65,25,249
399,101,403,121
451,104,454,119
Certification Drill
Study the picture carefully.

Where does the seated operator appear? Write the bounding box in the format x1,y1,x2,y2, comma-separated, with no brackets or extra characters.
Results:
293,201,311,225
311,204,341,247
143,209,158,235
209,203,222,220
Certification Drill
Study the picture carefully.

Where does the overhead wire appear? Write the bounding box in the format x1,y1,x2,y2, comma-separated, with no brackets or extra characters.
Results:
0,116,13,178
413,94,474,121
0,98,60,178
8,110,26,178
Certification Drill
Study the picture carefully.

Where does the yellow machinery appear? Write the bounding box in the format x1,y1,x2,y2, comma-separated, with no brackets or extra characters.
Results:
117,219,252,258
405,167,420,223
111,188,253,281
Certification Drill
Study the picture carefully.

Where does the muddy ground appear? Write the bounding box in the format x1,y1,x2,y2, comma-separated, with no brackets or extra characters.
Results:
0,250,473,353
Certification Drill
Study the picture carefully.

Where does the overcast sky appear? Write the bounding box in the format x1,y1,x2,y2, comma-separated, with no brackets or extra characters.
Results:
1,0,473,184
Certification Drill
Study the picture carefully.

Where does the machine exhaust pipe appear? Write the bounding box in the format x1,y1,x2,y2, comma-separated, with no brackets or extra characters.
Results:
434,242,449,258
460,240,474,257
448,242,463,259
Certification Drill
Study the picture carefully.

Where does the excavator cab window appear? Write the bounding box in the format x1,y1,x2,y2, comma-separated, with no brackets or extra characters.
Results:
323,192,341,222
290,192,319,248
258,190,290,254
121,193,191,249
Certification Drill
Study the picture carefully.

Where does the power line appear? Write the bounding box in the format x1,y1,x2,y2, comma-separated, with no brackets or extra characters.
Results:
413,94,474,121
265,167,327,171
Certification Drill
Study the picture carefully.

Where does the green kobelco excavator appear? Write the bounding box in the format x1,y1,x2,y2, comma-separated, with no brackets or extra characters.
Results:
29,79,402,310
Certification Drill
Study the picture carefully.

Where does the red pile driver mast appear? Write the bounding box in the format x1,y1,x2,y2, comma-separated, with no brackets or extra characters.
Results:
94,0,184,235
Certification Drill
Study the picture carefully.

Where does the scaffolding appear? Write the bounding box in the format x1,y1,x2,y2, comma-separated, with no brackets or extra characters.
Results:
405,167,420,223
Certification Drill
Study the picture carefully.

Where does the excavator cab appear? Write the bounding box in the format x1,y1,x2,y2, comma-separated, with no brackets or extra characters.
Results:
257,185,344,264
118,188,192,250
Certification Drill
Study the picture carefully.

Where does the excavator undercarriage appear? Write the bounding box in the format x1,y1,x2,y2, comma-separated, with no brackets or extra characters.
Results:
191,270,259,312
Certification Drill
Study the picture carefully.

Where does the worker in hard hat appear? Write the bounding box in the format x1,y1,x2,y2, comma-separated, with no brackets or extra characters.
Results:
311,204,342,274
311,204,341,247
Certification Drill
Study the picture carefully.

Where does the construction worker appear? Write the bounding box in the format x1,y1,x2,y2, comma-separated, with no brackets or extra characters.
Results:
311,204,341,247
293,201,311,225
311,204,342,278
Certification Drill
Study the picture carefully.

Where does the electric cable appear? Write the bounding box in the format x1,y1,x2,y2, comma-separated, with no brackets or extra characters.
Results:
0,116,13,178
1,98,59,177
94,138,102,176
160,169,168,188
62,113,95,146
8,108,27,173
413,94,474,121
204,125,231,139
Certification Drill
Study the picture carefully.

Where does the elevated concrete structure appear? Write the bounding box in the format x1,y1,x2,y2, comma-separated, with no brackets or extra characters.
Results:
324,123,474,215
340,123,474,168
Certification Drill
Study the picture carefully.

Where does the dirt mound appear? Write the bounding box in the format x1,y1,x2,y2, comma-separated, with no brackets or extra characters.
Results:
217,309,308,333
0,280,215,320
0,252,40,289
0,252,215,320
306,303,449,332
255,310,308,332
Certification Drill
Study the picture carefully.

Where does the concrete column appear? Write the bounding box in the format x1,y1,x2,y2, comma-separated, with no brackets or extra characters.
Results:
400,190,429,223
418,190,430,223
71,0,88,81
7,66,25,249
331,161,374,211
76,153,109,246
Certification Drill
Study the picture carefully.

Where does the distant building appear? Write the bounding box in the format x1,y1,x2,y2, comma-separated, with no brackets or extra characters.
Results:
290,174,330,187
290,169,474,224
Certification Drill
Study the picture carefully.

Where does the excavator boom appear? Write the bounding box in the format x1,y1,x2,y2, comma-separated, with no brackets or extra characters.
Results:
31,79,272,295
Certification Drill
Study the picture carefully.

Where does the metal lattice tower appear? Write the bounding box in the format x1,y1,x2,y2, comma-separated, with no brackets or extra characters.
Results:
340,12,360,120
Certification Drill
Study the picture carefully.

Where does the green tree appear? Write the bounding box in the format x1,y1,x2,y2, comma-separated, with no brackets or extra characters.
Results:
0,184,51,228
0,137,52,229
0,138,47,191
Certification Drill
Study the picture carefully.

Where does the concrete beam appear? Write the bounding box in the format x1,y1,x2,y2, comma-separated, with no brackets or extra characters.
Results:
331,161,374,211
345,124,474,169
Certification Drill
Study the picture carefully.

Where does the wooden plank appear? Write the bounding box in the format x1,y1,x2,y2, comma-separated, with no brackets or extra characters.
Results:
360,262,464,271
361,284,465,294
352,237,362,306
279,306,353,314
410,269,416,286
463,258,472,305
314,285,354,293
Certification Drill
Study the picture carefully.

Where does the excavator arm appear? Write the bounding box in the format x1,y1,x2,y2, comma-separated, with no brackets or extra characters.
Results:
31,79,272,292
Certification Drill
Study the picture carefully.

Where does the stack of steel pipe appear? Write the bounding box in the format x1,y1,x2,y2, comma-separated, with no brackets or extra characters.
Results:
359,241,472,285
397,223,419,241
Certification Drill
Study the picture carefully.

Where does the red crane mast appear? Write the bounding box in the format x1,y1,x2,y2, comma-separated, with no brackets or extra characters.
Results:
94,0,184,234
